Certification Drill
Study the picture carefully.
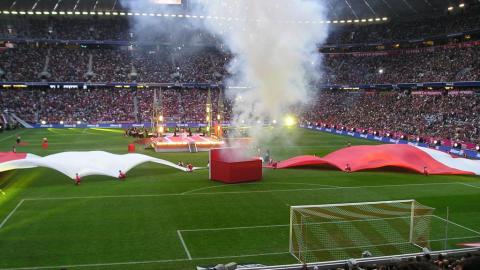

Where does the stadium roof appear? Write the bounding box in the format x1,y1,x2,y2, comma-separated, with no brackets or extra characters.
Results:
0,0,477,20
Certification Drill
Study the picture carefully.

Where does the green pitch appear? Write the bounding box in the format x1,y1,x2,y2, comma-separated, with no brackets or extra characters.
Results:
0,128,479,270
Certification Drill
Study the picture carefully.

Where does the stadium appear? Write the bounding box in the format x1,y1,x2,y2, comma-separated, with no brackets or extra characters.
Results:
0,0,480,269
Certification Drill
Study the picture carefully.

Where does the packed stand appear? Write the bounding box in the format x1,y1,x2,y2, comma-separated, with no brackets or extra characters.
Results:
0,88,232,124
323,46,480,85
301,91,480,146
1,44,479,84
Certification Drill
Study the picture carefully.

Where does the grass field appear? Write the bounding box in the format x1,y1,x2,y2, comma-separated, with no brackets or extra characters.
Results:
0,128,479,270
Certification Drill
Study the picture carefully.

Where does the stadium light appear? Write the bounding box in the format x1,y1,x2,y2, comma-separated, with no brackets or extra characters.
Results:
448,6,454,11
284,115,297,127
378,68,384,74
459,3,465,8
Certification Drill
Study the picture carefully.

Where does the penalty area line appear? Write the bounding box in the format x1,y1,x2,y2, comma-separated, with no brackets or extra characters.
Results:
0,199,25,230
177,230,192,260
457,182,480,189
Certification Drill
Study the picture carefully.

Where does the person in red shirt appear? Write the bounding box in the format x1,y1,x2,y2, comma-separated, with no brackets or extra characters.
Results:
75,173,81,185
345,163,352,173
423,166,429,176
187,163,193,172
118,170,126,180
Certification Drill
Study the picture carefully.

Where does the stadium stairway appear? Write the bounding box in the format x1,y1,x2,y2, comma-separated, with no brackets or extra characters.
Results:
9,113,33,128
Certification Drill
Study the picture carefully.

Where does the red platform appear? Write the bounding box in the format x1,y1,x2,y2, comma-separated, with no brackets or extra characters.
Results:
209,148,262,184
135,134,225,153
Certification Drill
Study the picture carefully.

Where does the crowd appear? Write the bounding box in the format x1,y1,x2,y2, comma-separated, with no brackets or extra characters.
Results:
0,88,232,124
1,44,479,84
0,44,227,83
301,91,480,146
327,6,480,44
331,251,480,270
323,46,480,85
1,87,478,147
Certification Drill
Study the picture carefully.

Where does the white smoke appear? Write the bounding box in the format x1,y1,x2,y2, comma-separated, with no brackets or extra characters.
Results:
193,0,329,142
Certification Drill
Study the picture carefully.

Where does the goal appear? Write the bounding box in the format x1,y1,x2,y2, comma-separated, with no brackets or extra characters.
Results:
289,200,435,263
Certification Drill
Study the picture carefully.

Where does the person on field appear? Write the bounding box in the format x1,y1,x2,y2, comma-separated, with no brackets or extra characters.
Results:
345,163,352,173
423,166,429,176
75,173,81,185
118,170,126,180
187,163,193,172
16,135,21,144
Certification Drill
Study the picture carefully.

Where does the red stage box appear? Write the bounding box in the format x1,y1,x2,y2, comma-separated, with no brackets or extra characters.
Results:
209,148,262,184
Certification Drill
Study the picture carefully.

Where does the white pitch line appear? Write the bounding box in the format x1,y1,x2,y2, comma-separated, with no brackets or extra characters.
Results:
181,215,463,233
0,130,27,142
0,199,25,229
19,182,472,202
177,230,192,260
458,182,480,189
433,215,480,236
180,182,338,195
0,251,291,270
180,224,289,232
180,184,226,195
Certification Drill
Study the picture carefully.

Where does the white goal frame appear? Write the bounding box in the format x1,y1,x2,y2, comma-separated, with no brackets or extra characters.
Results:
289,199,430,263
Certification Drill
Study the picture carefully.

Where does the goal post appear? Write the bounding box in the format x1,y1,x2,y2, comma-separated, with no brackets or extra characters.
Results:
289,200,435,263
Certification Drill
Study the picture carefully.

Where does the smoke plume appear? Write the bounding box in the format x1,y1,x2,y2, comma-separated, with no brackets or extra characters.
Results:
194,0,329,143
122,0,330,144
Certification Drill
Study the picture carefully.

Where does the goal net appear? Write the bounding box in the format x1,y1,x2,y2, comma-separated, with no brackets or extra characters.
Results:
290,200,435,263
